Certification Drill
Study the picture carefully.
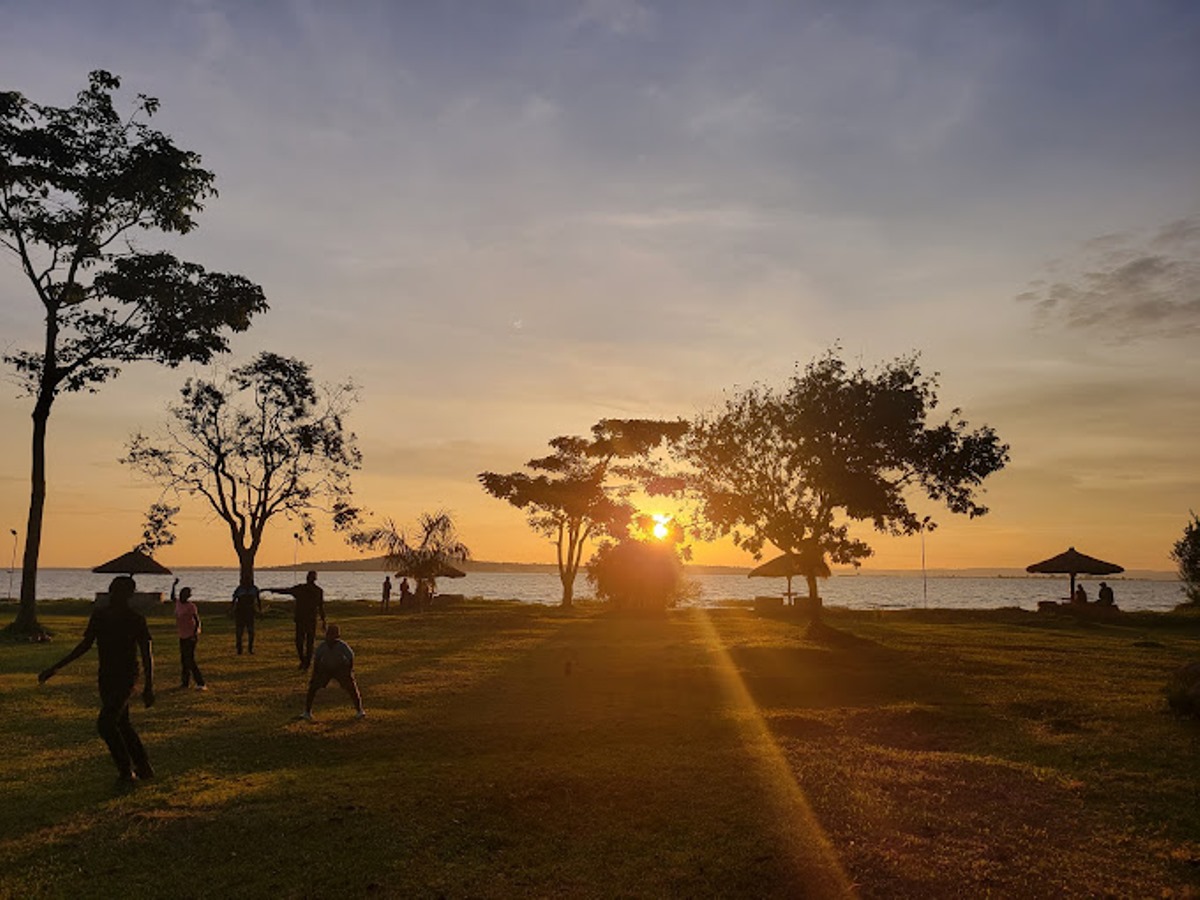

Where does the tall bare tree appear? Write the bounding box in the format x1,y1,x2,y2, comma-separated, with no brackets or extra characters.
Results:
123,353,360,586
1,71,266,634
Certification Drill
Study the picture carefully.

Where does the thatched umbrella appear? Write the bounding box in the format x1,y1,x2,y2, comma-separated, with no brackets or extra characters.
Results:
394,560,466,580
1026,546,1123,600
92,548,172,576
748,551,830,605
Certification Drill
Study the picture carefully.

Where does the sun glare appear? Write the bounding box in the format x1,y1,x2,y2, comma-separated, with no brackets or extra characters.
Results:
651,513,672,540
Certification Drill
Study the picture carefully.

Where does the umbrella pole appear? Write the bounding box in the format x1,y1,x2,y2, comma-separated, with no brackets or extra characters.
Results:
785,574,793,606
1069,573,1076,602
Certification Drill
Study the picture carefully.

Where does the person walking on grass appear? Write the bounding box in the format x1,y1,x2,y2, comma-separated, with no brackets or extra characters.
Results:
264,570,326,670
300,623,365,721
171,578,207,690
231,577,262,655
38,576,156,786
382,575,392,613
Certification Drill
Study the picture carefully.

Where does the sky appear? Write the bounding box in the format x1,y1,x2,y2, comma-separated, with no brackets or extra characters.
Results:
1,0,1198,574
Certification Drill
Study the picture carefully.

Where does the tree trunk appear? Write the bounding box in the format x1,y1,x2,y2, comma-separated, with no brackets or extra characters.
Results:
11,401,51,635
806,571,822,624
237,547,256,587
560,567,575,607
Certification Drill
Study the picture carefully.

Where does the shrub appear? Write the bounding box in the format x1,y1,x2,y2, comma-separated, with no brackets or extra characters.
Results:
1169,511,1200,606
1165,661,1200,719
587,538,688,612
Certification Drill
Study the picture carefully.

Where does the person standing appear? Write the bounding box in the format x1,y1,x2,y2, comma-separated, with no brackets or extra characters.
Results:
231,578,262,655
381,575,392,613
171,578,207,690
38,576,156,786
264,570,326,670
300,623,364,720
398,577,412,608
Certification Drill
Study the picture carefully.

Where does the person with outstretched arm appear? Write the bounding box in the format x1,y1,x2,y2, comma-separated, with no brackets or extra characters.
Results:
171,578,207,690
231,577,262,655
263,570,326,670
38,576,156,786
301,623,364,720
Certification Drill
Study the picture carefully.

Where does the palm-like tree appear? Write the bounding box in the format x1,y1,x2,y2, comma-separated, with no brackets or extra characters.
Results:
353,511,470,597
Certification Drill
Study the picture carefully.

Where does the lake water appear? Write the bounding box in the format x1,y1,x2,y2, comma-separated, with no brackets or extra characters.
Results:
5,568,1189,612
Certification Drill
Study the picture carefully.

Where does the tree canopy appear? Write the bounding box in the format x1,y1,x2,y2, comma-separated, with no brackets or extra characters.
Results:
1,70,266,633
351,511,471,598
123,353,359,585
1169,511,1200,606
679,349,1009,613
479,419,687,606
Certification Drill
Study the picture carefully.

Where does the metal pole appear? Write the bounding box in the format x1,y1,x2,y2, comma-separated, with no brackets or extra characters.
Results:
292,532,300,580
921,522,928,609
7,529,16,602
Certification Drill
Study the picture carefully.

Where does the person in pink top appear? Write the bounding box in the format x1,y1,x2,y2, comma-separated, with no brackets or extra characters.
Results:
171,578,207,690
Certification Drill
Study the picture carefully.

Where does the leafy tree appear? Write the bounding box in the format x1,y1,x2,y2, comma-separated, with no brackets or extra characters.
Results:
134,502,179,556
1,71,266,634
351,511,470,598
1170,510,1200,606
479,419,687,606
123,353,360,586
680,349,1009,618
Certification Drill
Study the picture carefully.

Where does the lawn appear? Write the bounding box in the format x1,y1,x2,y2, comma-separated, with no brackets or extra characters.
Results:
0,600,1197,898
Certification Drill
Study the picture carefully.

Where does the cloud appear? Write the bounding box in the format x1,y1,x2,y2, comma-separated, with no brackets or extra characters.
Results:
1018,218,1200,338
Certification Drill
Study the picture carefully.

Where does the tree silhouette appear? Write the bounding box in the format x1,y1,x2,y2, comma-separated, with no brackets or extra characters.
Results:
1170,511,1200,606
479,419,687,606
1,71,266,634
351,511,471,598
123,353,359,586
134,502,179,556
680,349,1009,619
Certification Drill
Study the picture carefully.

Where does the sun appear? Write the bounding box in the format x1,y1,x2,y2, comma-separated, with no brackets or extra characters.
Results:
651,513,672,540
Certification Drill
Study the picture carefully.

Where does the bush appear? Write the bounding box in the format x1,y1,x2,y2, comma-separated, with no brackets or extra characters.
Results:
1165,661,1200,719
587,538,688,612
1169,511,1200,605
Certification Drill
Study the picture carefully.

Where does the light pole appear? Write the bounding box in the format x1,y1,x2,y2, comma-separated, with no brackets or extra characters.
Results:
920,517,931,609
7,529,17,602
293,532,301,580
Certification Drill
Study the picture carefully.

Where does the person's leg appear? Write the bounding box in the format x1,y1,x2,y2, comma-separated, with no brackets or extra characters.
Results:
302,623,316,669
235,618,245,654
246,617,255,654
302,671,329,718
183,636,205,687
117,701,153,779
294,620,306,668
97,684,135,779
179,638,190,687
335,671,364,714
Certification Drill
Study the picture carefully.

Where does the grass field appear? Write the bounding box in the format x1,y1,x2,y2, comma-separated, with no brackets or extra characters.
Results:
1,599,1198,899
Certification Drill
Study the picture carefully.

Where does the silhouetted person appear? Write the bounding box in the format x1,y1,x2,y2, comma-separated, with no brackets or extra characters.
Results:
38,576,155,786
1097,581,1115,607
231,578,262,654
264,570,326,670
382,575,392,612
415,578,430,608
301,623,364,720
399,577,412,608
1073,584,1088,605
171,578,207,690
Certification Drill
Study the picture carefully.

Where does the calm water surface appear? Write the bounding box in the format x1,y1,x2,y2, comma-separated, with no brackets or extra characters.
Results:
9,569,1187,612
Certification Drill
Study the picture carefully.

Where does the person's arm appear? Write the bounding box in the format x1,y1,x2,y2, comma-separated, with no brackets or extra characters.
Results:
317,589,326,627
139,620,155,708
171,578,179,603
191,606,202,638
38,618,96,683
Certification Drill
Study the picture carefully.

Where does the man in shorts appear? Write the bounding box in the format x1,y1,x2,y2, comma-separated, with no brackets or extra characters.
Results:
301,623,364,720
38,576,156,785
